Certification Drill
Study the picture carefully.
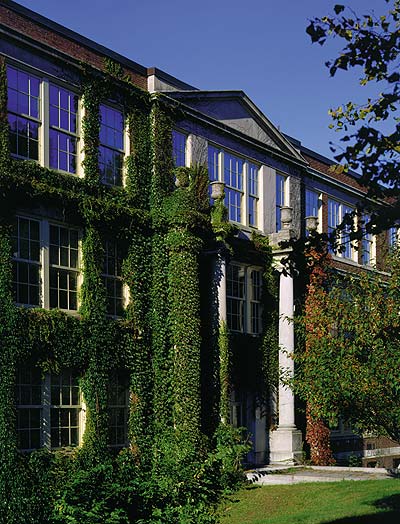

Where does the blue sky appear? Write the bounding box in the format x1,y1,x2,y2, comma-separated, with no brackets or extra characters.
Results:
16,0,386,159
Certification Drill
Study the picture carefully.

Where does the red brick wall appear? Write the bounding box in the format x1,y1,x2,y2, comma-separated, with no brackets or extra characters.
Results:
305,154,368,195
0,5,147,90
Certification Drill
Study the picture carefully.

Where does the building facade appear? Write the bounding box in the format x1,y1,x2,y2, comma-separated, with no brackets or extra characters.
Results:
0,0,398,472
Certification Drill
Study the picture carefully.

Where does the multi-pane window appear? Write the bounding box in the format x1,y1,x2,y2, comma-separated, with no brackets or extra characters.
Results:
208,145,219,182
108,372,129,447
248,163,259,227
49,225,79,310
102,240,124,316
208,145,260,228
172,130,186,167
227,263,262,334
50,371,81,448
7,65,40,161
227,264,246,332
328,199,355,259
361,216,373,265
224,153,244,223
49,85,79,173
230,390,247,428
389,226,398,248
276,174,287,231
99,105,124,186
305,189,320,218
11,217,40,306
250,269,262,334
15,368,42,450
15,369,81,450
11,218,80,311
7,66,81,174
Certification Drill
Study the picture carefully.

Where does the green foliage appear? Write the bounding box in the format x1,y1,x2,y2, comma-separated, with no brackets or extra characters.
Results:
0,63,252,523
292,248,400,443
219,321,231,424
306,0,400,232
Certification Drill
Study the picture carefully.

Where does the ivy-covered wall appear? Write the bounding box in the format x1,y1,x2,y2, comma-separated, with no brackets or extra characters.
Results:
0,53,278,523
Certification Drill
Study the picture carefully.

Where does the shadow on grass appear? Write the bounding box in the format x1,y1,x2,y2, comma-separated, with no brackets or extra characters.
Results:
324,493,400,524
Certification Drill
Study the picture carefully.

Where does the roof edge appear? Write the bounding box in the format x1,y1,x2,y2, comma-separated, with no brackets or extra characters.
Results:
1,0,147,75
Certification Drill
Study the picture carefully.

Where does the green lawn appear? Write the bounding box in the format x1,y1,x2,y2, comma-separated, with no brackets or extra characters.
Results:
220,480,400,524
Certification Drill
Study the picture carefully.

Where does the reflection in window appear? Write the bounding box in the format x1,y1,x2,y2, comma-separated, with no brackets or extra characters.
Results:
49,85,78,173
99,105,124,186
224,153,243,223
361,215,373,265
227,264,246,332
11,217,41,306
49,225,79,310
248,163,258,227
50,371,81,448
208,145,219,182
7,66,40,161
276,174,287,231
108,372,129,447
172,130,186,167
15,367,42,450
328,199,355,259
227,264,263,334
102,240,124,316
250,269,262,334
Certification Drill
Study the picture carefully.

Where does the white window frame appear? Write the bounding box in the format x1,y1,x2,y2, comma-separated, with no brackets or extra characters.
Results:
12,215,81,312
108,371,130,447
172,129,187,167
226,263,263,335
360,215,375,266
305,189,322,233
327,199,357,261
99,103,126,186
15,369,84,451
207,143,260,228
276,173,289,232
101,238,125,317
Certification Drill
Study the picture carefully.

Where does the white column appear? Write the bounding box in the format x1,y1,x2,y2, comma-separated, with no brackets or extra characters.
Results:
269,268,303,463
278,271,295,428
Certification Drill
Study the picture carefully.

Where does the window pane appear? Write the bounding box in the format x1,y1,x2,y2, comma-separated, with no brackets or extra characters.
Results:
172,130,186,167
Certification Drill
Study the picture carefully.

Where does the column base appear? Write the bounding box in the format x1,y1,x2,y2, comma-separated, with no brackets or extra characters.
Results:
269,427,303,464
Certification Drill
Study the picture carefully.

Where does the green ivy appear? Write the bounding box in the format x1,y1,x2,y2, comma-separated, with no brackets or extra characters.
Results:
0,60,262,523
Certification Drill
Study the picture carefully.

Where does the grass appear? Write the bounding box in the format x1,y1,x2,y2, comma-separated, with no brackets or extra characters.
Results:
220,479,400,524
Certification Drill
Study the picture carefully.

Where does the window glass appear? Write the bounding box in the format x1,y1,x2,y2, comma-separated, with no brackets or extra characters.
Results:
362,215,373,265
305,189,320,218
11,217,41,306
328,199,355,259
15,367,42,450
227,264,246,332
49,85,78,173
172,130,186,167
276,174,287,231
248,163,259,227
108,372,129,446
208,145,219,182
49,225,79,310
224,153,243,223
102,239,124,316
50,371,80,448
99,105,124,186
227,264,263,334
7,66,40,161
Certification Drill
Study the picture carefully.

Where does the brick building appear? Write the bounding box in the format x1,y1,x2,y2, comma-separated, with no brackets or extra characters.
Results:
0,0,398,469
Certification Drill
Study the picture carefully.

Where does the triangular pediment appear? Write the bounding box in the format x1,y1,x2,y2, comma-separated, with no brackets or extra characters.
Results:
161,90,304,161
